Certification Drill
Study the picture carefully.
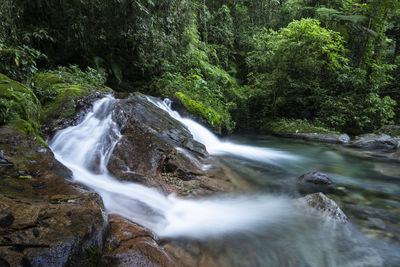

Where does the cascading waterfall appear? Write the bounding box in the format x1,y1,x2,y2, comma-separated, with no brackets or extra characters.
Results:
50,95,292,238
146,97,296,164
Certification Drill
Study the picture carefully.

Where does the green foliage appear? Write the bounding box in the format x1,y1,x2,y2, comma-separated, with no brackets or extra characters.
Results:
0,73,40,131
150,19,244,134
318,93,396,134
0,98,19,125
0,43,45,82
1,0,399,135
32,66,110,123
48,65,107,89
175,91,223,133
247,18,349,118
263,118,336,134
152,72,236,134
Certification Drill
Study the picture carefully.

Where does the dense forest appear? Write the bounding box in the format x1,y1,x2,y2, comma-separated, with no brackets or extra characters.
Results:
1,0,400,135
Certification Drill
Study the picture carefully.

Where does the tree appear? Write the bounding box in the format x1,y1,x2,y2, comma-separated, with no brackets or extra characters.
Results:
247,19,348,119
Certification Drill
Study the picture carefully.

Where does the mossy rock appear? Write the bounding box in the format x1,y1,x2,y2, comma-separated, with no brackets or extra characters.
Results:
0,73,41,133
33,72,111,124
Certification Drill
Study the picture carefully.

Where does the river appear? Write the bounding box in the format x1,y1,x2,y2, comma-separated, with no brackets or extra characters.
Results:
50,95,400,266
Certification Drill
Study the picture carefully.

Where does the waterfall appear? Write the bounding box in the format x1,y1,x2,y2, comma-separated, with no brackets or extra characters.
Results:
50,95,291,239
146,97,296,164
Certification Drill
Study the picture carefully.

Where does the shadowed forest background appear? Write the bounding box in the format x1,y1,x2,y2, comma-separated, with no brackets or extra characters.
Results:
1,0,400,135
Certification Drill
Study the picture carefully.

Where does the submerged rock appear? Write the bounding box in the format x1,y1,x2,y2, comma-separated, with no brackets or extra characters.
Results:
351,134,398,150
0,126,106,266
296,171,333,194
299,192,348,224
297,171,333,185
274,132,350,144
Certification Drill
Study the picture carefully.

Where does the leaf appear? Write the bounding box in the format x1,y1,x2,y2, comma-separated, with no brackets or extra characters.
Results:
14,57,19,67
111,62,123,84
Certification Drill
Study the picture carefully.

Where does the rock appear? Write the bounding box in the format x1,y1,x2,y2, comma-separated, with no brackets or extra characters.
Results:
43,91,111,138
17,170,27,176
107,93,243,196
338,134,351,144
390,148,400,161
0,214,14,227
274,132,351,144
0,158,9,164
100,215,176,267
0,126,106,266
297,171,332,185
299,192,348,224
296,171,333,194
351,134,398,150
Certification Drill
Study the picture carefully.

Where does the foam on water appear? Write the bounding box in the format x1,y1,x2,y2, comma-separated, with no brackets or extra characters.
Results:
146,97,296,164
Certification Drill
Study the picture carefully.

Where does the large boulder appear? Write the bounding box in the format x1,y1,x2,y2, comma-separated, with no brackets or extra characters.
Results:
0,127,106,266
107,93,242,196
351,134,398,150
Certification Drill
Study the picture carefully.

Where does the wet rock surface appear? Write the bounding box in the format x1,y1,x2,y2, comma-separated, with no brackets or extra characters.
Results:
296,172,333,194
274,132,351,144
108,93,245,196
297,171,333,185
43,91,111,139
351,134,399,150
0,126,106,266
100,215,176,267
101,215,227,267
299,192,348,224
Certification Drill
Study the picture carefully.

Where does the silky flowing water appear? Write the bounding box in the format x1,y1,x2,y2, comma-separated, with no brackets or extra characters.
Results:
50,95,400,266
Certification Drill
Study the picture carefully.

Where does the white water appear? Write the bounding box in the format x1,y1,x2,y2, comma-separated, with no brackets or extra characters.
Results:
146,97,296,164
50,95,291,239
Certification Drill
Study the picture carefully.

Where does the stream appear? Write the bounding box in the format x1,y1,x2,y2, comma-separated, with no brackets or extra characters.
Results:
50,95,400,266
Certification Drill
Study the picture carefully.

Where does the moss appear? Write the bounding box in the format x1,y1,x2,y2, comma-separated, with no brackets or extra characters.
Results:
263,118,337,134
0,73,41,132
151,72,236,134
33,72,111,124
10,119,35,135
10,119,48,147
84,245,102,267
175,92,223,133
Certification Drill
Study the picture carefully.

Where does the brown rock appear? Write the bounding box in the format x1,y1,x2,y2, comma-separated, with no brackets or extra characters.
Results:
0,126,106,266
100,215,176,267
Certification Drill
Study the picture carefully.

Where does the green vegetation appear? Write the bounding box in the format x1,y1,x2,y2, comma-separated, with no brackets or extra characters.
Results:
0,73,40,131
0,66,108,142
84,245,102,267
262,118,337,134
1,0,400,135
33,66,110,123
